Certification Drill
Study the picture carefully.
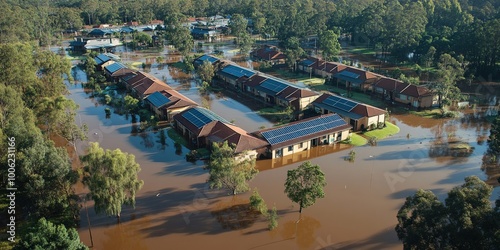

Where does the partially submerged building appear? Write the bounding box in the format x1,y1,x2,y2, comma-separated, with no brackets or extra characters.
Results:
253,113,351,158
312,93,386,131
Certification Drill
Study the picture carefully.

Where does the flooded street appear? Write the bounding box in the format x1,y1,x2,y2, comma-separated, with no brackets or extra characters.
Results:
68,46,500,249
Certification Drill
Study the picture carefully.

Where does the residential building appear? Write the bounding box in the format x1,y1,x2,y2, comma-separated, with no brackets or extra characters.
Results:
312,93,386,131
253,113,351,158
372,77,437,108
251,45,286,65
144,90,197,122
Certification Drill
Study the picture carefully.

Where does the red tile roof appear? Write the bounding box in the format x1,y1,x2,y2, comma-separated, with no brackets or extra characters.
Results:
276,86,318,101
373,77,404,91
399,84,433,98
252,45,286,61
243,74,268,87
351,103,386,117
208,122,269,153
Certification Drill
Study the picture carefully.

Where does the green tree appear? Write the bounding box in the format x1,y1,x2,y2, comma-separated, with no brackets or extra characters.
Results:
431,53,466,107
319,30,341,61
123,95,139,115
284,37,305,72
236,31,254,55
207,141,258,195
196,60,215,83
249,189,268,215
170,26,194,58
268,206,278,230
81,142,144,220
395,189,448,249
14,218,87,250
284,161,326,213
396,176,500,249
487,116,500,158
229,14,248,37
133,32,152,47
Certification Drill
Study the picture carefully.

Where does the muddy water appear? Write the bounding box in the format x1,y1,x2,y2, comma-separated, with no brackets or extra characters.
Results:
70,49,499,249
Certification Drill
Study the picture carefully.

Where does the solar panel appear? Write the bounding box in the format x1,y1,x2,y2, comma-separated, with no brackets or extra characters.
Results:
146,92,171,107
198,55,218,64
260,78,289,94
339,71,360,79
105,63,125,73
221,65,255,78
322,95,358,112
261,114,348,145
181,107,229,128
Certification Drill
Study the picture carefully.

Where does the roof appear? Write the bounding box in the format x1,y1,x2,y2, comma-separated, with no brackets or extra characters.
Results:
145,91,171,108
175,107,230,136
255,113,351,149
255,77,290,96
373,77,404,91
104,62,126,74
277,87,318,101
252,46,286,61
220,64,255,79
243,75,268,87
207,122,269,153
195,54,219,65
94,54,111,65
312,93,385,119
299,59,316,66
400,84,433,98
88,29,113,36
334,70,363,84
120,27,135,33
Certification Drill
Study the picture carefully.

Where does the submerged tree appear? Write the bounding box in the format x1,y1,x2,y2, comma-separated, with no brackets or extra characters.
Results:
319,30,341,61
196,60,215,83
81,142,144,220
14,218,88,250
284,161,327,213
207,141,258,195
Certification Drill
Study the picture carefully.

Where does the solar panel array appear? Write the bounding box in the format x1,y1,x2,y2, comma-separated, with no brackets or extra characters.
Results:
322,95,358,112
181,107,229,128
95,54,110,64
146,91,171,108
105,62,125,73
338,70,360,79
198,55,219,64
261,115,347,145
300,59,315,66
221,65,255,78
260,78,289,95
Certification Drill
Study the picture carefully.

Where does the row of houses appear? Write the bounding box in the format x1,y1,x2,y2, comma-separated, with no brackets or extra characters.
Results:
296,57,438,109
95,54,198,122
93,54,358,160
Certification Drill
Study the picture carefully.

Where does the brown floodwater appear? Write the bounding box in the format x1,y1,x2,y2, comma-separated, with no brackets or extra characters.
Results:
67,47,500,250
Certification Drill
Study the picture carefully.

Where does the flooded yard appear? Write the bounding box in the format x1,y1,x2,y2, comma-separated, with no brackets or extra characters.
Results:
67,45,500,250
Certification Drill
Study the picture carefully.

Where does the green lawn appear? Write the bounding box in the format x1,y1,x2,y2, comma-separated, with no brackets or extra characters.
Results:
349,133,368,146
167,128,188,147
363,122,400,140
409,108,442,118
347,47,377,56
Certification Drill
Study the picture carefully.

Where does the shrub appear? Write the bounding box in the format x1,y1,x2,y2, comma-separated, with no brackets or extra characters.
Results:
268,206,278,230
249,189,268,216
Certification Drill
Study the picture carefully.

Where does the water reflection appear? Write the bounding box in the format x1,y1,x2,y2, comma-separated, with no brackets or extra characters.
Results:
280,215,321,250
256,143,352,171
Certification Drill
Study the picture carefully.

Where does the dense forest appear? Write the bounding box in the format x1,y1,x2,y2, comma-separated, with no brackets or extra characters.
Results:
0,0,499,79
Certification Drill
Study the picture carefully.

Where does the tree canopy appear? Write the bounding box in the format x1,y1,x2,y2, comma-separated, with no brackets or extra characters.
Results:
207,141,258,195
13,218,88,250
396,176,500,249
284,161,326,213
81,142,144,219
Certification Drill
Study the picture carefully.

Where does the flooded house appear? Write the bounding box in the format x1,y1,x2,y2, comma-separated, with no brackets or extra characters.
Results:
312,93,386,131
251,45,286,65
144,90,197,122
332,66,380,92
372,77,437,108
94,53,113,70
253,113,351,158
103,62,134,80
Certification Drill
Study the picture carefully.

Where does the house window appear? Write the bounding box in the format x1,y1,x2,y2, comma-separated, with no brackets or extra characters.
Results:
400,94,408,100
299,142,304,148
288,146,293,152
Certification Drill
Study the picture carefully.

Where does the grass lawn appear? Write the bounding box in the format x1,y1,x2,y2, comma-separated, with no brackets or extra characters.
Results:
128,61,143,70
363,122,400,140
273,69,311,81
409,108,442,118
258,106,287,114
348,47,377,56
167,128,188,148
168,61,189,71
349,133,368,146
